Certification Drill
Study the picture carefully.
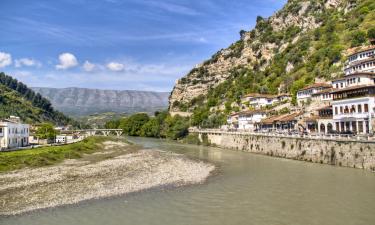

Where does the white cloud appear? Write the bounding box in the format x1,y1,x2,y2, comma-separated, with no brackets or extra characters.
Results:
83,60,96,72
106,62,124,72
15,58,42,68
56,53,78,70
0,52,12,68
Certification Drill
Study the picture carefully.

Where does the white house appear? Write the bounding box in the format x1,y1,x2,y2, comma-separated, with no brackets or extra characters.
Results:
331,85,375,134
238,110,267,131
297,83,332,106
242,93,290,110
331,72,375,89
345,46,375,75
0,116,30,150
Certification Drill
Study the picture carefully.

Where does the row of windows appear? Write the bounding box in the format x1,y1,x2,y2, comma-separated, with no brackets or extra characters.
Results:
335,121,369,133
322,93,331,99
8,137,28,145
334,104,369,115
348,51,374,62
348,61,375,72
334,77,364,89
7,127,29,134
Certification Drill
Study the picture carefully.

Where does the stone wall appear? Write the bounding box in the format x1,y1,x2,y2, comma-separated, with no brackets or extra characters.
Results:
196,132,375,171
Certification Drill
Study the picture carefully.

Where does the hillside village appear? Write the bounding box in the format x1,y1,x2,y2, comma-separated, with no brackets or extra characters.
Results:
225,43,375,136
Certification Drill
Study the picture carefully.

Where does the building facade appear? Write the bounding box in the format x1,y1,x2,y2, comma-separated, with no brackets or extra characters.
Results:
297,83,332,106
0,116,30,150
238,110,267,131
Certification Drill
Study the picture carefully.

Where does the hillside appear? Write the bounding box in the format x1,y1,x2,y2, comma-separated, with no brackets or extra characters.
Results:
169,0,375,125
32,87,169,117
0,72,72,125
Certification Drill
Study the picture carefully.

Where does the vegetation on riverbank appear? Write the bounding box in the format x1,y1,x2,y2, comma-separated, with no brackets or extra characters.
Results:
0,136,118,172
105,111,190,140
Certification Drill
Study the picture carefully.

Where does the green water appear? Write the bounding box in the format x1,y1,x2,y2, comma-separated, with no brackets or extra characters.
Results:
1,137,375,225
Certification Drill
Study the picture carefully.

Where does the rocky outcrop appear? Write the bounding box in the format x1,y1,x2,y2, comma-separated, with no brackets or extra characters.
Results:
32,87,169,117
169,0,348,112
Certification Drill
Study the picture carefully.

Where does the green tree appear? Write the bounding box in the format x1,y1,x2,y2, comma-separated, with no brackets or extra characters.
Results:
36,123,57,140
140,118,160,137
119,113,150,136
368,28,375,40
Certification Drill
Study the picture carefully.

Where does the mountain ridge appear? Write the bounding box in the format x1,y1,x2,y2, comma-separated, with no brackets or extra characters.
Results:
32,87,170,117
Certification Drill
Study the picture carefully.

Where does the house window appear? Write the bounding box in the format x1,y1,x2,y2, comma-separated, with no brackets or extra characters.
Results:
358,104,362,113
358,121,364,133
364,104,369,112
0,128,2,133
340,106,343,114
335,122,340,131
335,107,338,115
358,77,360,83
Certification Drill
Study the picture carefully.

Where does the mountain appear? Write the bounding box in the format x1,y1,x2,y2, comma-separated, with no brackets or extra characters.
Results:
0,72,72,125
32,87,170,117
169,0,374,125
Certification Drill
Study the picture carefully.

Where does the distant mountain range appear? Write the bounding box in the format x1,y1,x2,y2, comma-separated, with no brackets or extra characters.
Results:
31,87,170,117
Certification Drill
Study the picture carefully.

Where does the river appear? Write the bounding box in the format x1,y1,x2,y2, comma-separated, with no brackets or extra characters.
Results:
1,137,375,225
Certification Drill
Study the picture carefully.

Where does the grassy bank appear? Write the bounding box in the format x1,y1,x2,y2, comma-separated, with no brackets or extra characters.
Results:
0,136,117,172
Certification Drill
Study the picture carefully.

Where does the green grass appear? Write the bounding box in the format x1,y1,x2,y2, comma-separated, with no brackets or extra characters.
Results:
0,136,112,173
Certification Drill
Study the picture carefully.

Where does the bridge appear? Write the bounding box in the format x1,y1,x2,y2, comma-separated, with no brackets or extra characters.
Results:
61,129,123,137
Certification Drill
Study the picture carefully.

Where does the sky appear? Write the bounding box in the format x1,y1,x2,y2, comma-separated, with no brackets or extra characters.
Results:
0,0,286,92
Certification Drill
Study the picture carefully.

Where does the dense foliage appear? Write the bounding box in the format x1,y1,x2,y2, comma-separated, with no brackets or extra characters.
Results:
36,123,58,140
105,111,190,140
0,72,74,125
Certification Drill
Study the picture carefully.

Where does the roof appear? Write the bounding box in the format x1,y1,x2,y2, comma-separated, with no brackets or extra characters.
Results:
298,83,332,92
238,109,268,116
330,84,375,94
347,45,375,57
331,72,375,81
345,56,375,67
316,105,332,111
259,112,302,124
243,93,277,99
312,88,333,95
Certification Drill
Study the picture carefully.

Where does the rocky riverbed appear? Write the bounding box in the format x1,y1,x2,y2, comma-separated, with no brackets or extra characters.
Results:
0,141,215,216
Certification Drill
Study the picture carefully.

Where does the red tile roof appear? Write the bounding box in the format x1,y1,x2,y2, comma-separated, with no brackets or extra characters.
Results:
299,83,332,91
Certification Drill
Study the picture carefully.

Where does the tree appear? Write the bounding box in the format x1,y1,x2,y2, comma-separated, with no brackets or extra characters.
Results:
239,30,246,38
36,123,57,140
351,30,367,47
368,28,375,40
140,118,160,137
119,113,149,136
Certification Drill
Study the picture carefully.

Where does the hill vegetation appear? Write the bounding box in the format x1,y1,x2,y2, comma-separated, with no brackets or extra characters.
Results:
0,72,73,125
169,0,375,127
105,111,189,140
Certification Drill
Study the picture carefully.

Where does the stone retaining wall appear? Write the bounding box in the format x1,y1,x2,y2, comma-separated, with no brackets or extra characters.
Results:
196,132,375,171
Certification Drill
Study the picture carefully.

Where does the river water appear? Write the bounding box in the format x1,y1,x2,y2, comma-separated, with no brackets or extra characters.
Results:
1,137,375,225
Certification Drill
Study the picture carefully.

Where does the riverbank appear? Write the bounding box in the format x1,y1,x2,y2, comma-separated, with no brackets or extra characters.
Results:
189,130,375,171
0,138,215,216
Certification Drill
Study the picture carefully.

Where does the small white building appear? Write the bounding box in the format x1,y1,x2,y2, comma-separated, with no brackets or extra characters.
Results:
242,93,290,110
0,116,30,150
238,110,267,131
297,83,332,106
56,134,74,144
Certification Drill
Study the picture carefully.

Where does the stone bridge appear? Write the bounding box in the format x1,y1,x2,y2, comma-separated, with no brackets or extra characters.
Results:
61,129,123,137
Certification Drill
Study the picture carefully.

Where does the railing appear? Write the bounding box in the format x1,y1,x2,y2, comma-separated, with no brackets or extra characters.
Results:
189,128,375,143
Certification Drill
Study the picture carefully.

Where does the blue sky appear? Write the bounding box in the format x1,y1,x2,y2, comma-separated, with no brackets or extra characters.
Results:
0,0,286,91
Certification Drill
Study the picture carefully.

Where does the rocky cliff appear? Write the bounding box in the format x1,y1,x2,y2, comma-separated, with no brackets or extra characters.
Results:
32,87,169,117
169,0,373,117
